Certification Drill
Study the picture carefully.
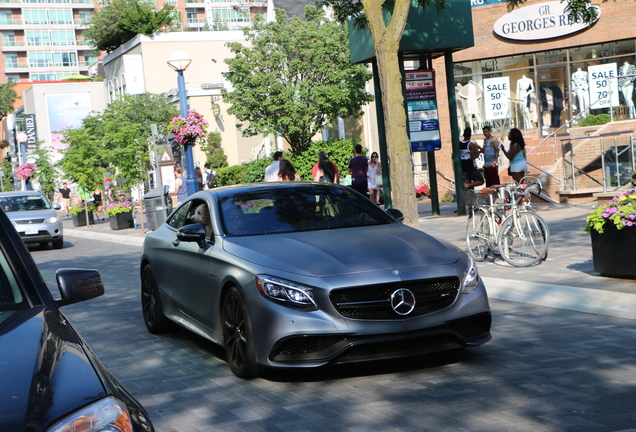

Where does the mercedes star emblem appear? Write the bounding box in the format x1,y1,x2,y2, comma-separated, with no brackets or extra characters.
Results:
390,288,416,315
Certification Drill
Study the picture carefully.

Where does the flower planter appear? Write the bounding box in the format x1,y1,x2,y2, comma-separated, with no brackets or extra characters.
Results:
109,211,134,230
590,224,636,278
72,211,95,227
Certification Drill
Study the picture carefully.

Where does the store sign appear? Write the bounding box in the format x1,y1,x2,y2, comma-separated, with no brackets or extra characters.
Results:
483,77,510,121
24,114,37,150
493,1,600,41
588,63,619,109
405,70,441,152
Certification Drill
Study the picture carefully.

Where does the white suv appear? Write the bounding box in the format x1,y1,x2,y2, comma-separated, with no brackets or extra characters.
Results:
0,191,64,249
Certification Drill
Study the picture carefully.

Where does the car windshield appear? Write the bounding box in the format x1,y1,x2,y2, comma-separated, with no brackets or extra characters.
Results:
0,195,51,212
219,185,393,236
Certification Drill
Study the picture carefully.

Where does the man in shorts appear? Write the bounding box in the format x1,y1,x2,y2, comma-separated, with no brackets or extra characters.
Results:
57,182,72,217
459,127,484,189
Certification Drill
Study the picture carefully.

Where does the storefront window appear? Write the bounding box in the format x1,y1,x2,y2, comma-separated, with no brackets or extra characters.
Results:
452,39,636,133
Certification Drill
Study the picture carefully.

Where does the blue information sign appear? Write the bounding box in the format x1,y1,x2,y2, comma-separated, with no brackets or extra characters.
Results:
405,70,441,152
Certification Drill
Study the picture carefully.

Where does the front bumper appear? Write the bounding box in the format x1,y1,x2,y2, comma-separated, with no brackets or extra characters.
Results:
269,312,492,365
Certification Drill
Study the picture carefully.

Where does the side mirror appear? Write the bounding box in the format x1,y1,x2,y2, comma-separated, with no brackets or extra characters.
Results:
386,208,405,223
177,223,208,248
53,203,62,210
56,269,104,307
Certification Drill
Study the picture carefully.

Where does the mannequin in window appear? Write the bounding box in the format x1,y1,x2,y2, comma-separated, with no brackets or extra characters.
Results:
455,83,466,131
618,61,636,118
458,81,483,130
571,68,589,113
516,75,536,129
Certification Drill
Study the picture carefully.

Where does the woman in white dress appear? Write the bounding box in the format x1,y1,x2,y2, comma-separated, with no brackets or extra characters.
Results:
367,151,382,205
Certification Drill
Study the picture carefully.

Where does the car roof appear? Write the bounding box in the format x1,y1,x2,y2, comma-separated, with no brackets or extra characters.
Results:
208,181,340,199
0,191,45,198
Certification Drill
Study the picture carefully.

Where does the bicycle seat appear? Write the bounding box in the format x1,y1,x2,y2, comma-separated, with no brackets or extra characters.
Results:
480,187,497,194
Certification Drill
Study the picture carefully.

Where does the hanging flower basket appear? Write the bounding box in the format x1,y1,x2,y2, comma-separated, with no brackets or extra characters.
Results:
168,109,209,146
16,163,36,180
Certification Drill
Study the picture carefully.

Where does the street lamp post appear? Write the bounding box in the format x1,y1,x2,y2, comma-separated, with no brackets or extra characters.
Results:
167,51,198,197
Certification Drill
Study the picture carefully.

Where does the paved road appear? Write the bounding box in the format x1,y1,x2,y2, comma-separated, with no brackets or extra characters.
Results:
31,231,636,432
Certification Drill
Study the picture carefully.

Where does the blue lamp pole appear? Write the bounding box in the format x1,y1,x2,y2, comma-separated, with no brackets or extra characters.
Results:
167,51,198,197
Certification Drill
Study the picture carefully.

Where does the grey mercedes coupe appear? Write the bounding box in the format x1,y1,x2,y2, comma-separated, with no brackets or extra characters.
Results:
140,182,491,378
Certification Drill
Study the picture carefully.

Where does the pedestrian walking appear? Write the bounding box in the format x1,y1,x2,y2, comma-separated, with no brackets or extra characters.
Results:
277,160,301,181
348,144,368,196
459,127,484,190
265,152,284,182
481,125,501,187
501,127,527,184
169,166,188,203
312,151,339,183
367,152,382,204
57,182,72,217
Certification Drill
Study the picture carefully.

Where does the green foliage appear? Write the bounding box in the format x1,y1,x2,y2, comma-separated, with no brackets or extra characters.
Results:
222,6,373,154
441,193,455,203
0,159,13,191
243,158,271,183
578,114,611,127
69,202,96,216
31,145,58,199
203,131,228,169
0,83,17,121
216,165,246,186
286,139,360,181
582,190,636,233
84,0,178,52
60,93,177,191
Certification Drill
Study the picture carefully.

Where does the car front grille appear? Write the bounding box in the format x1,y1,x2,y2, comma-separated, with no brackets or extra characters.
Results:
16,219,45,224
329,277,459,320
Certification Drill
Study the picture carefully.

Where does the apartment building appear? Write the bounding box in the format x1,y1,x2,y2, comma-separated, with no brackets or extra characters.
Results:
0,0,275,84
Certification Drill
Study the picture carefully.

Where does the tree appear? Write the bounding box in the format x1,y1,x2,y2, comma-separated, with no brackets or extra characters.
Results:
84,0,178,52
60,93,177,190
222,6,374,154
31,145,58,199
204,131,228,169
0,82,17,121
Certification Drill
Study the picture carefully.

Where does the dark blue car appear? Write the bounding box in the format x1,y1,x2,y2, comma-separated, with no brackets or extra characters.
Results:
0,207,154,431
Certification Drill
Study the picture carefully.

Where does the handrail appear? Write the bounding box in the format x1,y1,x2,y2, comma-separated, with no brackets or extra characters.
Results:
526,161,566,185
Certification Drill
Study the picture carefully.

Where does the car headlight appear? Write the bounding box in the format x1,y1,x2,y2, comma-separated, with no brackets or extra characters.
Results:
256,275,317,310
461,257,480,294
46,396,133,432
47,216,60,223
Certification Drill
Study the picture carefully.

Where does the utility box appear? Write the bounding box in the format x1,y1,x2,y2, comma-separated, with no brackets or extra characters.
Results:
143,185,172,231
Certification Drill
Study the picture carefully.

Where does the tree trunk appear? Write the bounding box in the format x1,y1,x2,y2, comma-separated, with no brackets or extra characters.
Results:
362,0,419,227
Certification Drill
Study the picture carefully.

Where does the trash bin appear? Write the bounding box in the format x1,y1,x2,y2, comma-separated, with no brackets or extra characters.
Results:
143,185,173,231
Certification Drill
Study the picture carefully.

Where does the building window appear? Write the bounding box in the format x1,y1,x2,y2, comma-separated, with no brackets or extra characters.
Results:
26,30,75,46
6,75,20,83
24,9,73,25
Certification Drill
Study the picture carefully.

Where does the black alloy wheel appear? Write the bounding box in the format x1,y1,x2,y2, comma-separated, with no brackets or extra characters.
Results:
141,265,173,333
222,287,258,378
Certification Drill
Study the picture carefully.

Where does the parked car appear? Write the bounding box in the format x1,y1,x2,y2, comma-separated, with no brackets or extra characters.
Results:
0,191,63,249
0,207,154,431
140,183,491,378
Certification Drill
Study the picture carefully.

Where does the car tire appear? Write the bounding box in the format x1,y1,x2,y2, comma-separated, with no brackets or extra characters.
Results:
222,287,258,378
141,265,174,334
53,238,64,249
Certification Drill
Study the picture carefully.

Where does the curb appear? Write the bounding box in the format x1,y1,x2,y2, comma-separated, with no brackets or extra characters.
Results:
484,277,636,321
64,228,146,247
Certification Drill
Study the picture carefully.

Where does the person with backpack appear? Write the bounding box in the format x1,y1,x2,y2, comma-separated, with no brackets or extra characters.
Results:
203,163,217,189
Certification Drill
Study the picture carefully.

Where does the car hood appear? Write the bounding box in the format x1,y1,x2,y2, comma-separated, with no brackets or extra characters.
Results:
0,307,106,431
223,223,461,277
7,209,57,221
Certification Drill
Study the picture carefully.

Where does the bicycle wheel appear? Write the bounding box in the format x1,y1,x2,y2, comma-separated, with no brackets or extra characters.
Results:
466,208,491,261
497,211,550,267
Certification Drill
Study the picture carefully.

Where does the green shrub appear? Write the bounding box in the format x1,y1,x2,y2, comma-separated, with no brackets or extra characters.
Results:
243,158,271,183
216,165,246,186
288,139,361,181
578,114,611,127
